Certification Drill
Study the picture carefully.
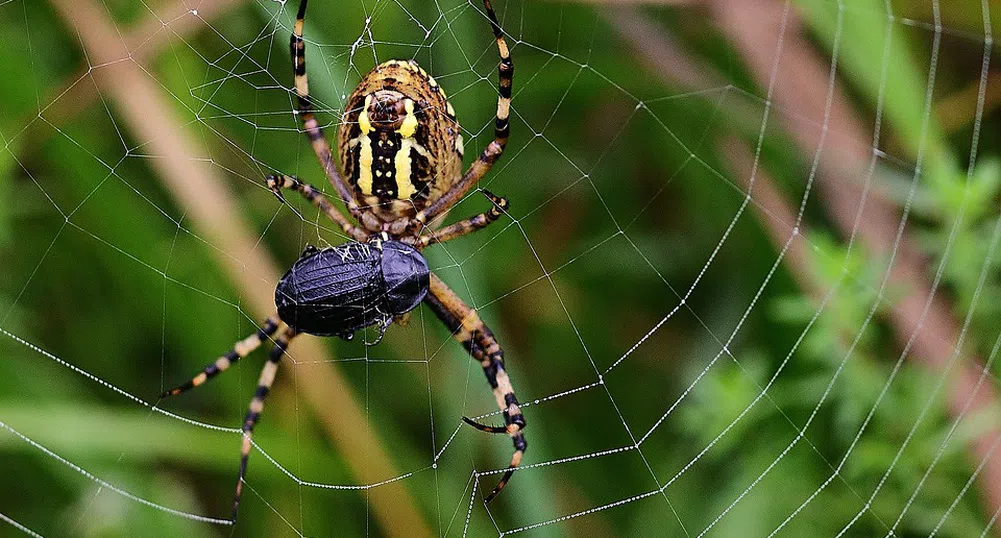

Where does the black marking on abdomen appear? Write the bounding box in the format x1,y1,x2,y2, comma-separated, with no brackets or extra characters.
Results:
346,142,361,188
372,130,401,198
410,147,431,200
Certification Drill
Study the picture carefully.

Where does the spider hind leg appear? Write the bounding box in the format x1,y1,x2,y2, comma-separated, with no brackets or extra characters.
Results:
424,273,527,503
160,315,282,399
231,327,295,522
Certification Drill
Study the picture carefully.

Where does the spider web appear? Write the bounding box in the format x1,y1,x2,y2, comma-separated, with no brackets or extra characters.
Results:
1,0,1000,536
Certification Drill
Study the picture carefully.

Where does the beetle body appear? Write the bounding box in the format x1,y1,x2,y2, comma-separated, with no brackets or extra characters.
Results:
337,59,464,222
275,240,430,338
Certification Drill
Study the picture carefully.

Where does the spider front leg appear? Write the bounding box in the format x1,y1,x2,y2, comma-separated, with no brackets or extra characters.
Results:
418,190,508,248
266,174,368,242
416,0,513,226
160,315,282,398
290,0,363,220
231,326,296,522
424,273,526,502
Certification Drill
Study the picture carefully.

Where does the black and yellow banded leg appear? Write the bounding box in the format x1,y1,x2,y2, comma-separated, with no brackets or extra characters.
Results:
231,326,296,522
266,174,369,242
418,191,508,248
291,0,362,218
416,0,514,225
160,315,282,399
424,273,526,503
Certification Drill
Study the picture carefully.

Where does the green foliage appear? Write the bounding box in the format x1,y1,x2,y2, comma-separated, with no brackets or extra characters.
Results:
1,0,999,536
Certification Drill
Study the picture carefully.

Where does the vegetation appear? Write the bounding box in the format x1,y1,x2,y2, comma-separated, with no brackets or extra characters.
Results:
1,0,999,536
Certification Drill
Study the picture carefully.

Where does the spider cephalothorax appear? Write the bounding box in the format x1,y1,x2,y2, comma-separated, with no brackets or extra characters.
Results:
161,0,525,524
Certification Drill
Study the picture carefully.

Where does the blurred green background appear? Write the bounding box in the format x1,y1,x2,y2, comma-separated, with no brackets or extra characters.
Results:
2,0,1001,536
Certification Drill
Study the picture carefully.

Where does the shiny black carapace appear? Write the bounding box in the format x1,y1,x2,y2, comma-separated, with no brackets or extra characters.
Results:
275,240,429,341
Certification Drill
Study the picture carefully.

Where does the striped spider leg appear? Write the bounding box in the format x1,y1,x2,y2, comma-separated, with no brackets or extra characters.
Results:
414,0,514,229
160,317,295,522
424,273,527,502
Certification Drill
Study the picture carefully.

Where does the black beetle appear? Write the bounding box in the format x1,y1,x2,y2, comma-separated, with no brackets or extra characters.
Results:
275,239,429,341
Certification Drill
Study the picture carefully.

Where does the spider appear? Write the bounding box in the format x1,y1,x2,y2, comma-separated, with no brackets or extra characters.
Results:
159,0,525,522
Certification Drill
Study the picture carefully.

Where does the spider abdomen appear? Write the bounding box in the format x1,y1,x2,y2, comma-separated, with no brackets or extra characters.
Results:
337,59,464,221
274,240,429,338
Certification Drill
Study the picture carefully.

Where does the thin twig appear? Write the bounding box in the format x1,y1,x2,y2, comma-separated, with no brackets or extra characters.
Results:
28,0,243,138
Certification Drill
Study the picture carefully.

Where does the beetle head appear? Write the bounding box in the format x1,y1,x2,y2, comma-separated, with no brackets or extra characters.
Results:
380,241,429,316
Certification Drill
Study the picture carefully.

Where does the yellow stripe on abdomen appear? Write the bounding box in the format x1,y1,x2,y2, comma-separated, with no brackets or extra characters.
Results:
394,138,417,199
358,135,374,195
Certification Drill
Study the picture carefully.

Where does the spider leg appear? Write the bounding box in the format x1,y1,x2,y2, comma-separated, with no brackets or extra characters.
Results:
267,174,369,241
160,315,282,398
291,0,362,219
424,273,526,503
418,190,508,248
462,416,508,434
415,0,513,226
231,326,296,522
